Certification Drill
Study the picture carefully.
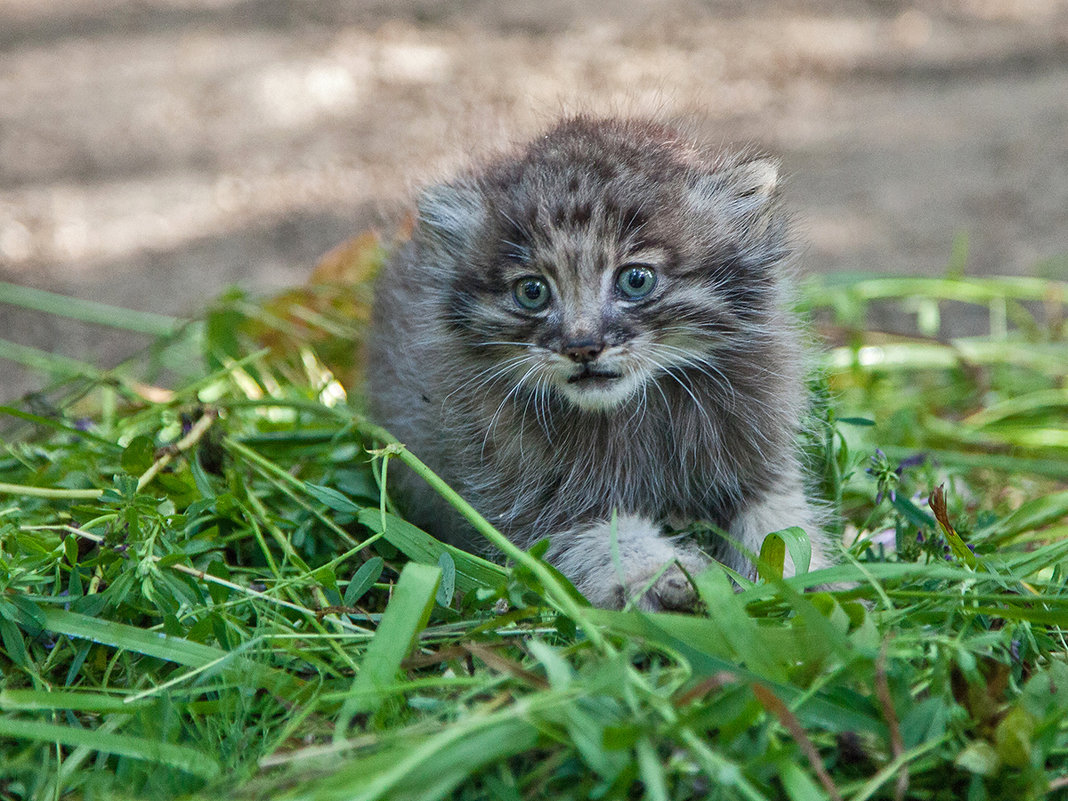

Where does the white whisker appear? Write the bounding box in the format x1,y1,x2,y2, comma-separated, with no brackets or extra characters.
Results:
481,361,540,458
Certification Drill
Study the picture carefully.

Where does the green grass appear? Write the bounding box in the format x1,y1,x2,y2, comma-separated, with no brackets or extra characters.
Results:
1,243,1067,801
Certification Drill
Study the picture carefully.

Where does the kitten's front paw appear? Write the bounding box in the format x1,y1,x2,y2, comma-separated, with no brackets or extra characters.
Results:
551,514,708,611
624,551,708,612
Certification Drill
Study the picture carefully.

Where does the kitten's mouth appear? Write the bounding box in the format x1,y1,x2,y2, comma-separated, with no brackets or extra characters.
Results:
567,368,623,385
559,366,639,411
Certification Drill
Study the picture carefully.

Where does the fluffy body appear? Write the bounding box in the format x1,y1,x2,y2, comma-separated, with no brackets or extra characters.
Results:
368,117,831,609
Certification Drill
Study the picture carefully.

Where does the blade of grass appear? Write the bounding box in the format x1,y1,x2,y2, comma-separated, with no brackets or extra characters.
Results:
679,727,771,801
964,388,1068,426
974,490,1068,544
0,405,122,448
635,736,669,801
42,608,297,695
296,708,540,801
0,715,220,779
880,446,1068,482
0,689,148,713
0,336,106,379
0,482,104,500
805,274,1068,304
843,736,948,801
337,561,441,730
0,280,186,336
826,341,1068,375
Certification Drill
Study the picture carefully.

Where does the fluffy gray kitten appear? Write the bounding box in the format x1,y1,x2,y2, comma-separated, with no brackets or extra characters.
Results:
368,117,831,610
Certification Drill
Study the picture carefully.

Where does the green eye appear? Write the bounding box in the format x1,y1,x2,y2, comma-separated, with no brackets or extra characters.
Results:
617,265,657,299
513,276,551,311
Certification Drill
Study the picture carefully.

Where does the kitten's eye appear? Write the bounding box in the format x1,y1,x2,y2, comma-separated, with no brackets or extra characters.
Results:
513,276,551,311
616,265,657,299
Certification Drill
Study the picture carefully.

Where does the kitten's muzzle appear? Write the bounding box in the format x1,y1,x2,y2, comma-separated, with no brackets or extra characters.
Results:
562,339,605,363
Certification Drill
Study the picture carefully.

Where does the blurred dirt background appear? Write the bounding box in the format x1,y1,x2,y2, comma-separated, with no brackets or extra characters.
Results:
1,0,1067,399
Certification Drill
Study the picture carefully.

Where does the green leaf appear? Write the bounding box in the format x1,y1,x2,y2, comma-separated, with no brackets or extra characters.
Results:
779,761,824,801
758,532,786,580
307,714,538,801
204,299,245,371
527,639,574,689
1019,660,1068,721
900,697,949,751
0,617,30,670
436,552,456,607
121,435,156,475
770,526,812,575
63,534,79,566
9,594,45,634
205,559,231,605
190,451,217,499
344,557,384,607
693,565,792,681
955,740,999,776
312,565,338,591
994,705,1035,768
157,552,186,569
305,482,363,515
892,495,936,529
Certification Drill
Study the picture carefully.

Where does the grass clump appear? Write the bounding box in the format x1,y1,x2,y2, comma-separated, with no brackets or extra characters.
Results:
1,237,1067,800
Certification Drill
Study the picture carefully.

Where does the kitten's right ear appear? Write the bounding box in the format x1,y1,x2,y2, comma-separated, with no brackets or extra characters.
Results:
415,182,485,256
687,157,781,218
723,157,780,200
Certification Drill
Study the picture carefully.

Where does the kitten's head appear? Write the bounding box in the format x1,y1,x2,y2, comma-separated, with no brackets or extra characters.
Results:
415,117,794,413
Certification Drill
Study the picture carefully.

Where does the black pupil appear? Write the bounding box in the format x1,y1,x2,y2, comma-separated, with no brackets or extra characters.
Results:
627,269,648,289
523,281,543,301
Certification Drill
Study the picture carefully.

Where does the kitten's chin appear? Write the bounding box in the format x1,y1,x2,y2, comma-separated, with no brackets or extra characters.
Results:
557,373,643,413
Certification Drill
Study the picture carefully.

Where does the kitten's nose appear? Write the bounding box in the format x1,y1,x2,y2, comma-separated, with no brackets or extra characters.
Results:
563,339,604,363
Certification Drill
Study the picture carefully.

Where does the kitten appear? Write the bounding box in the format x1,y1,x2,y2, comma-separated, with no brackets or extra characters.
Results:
367,116,831,610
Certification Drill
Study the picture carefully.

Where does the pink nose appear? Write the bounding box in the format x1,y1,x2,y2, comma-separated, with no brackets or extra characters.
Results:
563,339,604,363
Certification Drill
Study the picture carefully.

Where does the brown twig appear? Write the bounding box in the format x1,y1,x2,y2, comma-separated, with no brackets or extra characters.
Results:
401,645,469,671
752,683,843,801
1049,775,1068,792
137,407,218,491
465,642,550,690
876,636,908,801
673,672,737,707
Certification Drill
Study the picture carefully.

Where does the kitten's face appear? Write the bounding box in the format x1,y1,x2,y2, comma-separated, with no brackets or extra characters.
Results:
423,121,784,414
481,208,720,413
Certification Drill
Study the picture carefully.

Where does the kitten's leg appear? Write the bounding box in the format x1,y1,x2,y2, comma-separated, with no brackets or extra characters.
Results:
725,478,831,579
546,514,708,611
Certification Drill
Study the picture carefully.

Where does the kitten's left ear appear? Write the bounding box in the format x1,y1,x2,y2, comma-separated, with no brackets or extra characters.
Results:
688,157,781,216
415,181,486,257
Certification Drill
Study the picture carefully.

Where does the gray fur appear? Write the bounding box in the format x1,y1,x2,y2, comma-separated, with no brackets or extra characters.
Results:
367,116,832,609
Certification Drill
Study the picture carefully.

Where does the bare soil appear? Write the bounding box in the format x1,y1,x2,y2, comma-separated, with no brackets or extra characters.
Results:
1,0,1066,399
